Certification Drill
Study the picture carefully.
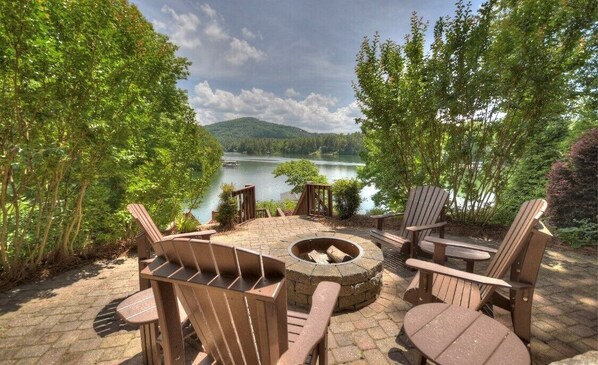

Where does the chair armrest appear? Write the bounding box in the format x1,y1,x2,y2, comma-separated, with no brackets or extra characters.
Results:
406,221,447,232
372,212,404,230
424,236,498,254
371,212,403,220
277,281,341,365
405,259,512,288
163,229,216,240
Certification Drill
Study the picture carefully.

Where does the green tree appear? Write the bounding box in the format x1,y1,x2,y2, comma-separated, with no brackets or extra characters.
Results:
354,0,596,222
0,0,221,283
272,160,328,194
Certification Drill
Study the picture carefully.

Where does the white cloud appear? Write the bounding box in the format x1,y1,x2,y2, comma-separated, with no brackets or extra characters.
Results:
285,88,300,98
241,27,256,40
160,6,201,49
226,38,265,66
204,22,228,40
152,20,167,31
157,3,264,68
199,3,217,19
191,81,361,133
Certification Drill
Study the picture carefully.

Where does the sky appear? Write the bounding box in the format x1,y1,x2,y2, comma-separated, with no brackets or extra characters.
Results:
131,0,483,133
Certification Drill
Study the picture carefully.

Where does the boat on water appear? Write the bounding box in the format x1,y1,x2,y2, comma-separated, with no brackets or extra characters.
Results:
222,160,239,167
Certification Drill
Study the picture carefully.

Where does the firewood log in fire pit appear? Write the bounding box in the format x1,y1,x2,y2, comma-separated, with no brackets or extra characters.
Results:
326,245,353,263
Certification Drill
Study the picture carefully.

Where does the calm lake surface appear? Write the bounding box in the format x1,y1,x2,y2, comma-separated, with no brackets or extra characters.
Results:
191,152,376,223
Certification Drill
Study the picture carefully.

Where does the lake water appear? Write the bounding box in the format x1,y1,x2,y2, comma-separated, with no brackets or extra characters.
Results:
191,152,376,223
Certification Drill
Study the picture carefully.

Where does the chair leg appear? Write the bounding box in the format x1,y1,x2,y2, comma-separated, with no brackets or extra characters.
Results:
465,260,474,273
418,351,427,365
140,322,161,365
318,332,328,365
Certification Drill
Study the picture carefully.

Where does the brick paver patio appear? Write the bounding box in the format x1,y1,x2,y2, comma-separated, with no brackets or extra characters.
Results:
1,216,596,364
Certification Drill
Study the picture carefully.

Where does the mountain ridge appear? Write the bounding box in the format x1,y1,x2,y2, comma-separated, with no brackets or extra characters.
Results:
205,117,313,145
204,117,363,155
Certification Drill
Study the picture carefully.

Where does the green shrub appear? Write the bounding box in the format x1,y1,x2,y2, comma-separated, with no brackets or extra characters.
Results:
556,219,598,248
256,199,298,216
256,200,278,217
216,183,237,229
546,129,598,233
332,178,362,219
367,207,388,216
281,199,298,213
174,212,200,233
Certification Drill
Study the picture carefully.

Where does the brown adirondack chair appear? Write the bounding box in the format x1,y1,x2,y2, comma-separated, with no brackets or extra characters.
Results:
127,204,216,253
142,237,341,365
118,204,216,364
371,186,456,260
403,199,551,345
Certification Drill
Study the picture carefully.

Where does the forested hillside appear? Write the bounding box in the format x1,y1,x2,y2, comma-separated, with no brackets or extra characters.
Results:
205,117,312,145
205,117,363,155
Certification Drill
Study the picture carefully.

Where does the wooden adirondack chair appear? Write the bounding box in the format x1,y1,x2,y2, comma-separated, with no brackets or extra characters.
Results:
370,186,455,260
141,238,341,365
127,204,216,259
119,204,216,364
403,199,551,345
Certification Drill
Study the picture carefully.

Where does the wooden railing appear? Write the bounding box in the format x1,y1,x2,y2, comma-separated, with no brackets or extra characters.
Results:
232,184,257,224
292,183,333,217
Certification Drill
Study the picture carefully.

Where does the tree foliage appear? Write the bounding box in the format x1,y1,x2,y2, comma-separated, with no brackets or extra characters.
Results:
272,160,328,194
354,0,596,222
222,133,363,156
0,0,221,282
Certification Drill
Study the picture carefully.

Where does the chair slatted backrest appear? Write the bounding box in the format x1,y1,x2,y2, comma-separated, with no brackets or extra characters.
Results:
398,186,449,244
128,204,164,245
478,199,547,305
143,238,289,365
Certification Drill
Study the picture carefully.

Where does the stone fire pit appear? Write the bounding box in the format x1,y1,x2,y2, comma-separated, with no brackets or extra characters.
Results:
270,232,383,312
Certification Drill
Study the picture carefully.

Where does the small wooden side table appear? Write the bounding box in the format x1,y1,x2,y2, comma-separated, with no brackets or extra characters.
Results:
419,240,492,272
116,288,161,365
404,303,530,365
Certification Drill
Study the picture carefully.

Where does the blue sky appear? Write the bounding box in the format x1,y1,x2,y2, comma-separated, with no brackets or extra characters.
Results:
131,0,483,133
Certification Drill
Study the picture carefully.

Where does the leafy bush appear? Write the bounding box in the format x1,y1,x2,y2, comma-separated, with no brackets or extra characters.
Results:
332,178,362,219
257,200,279,217
272,160,328,194
216,184,237,229
557,219,598,248
257,199,298,216
174,212,200,233
367,207,388,216
546,129,598,229
281,200,298,214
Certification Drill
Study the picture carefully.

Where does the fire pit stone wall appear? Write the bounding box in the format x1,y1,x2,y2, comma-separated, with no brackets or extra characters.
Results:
270,232,384,312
